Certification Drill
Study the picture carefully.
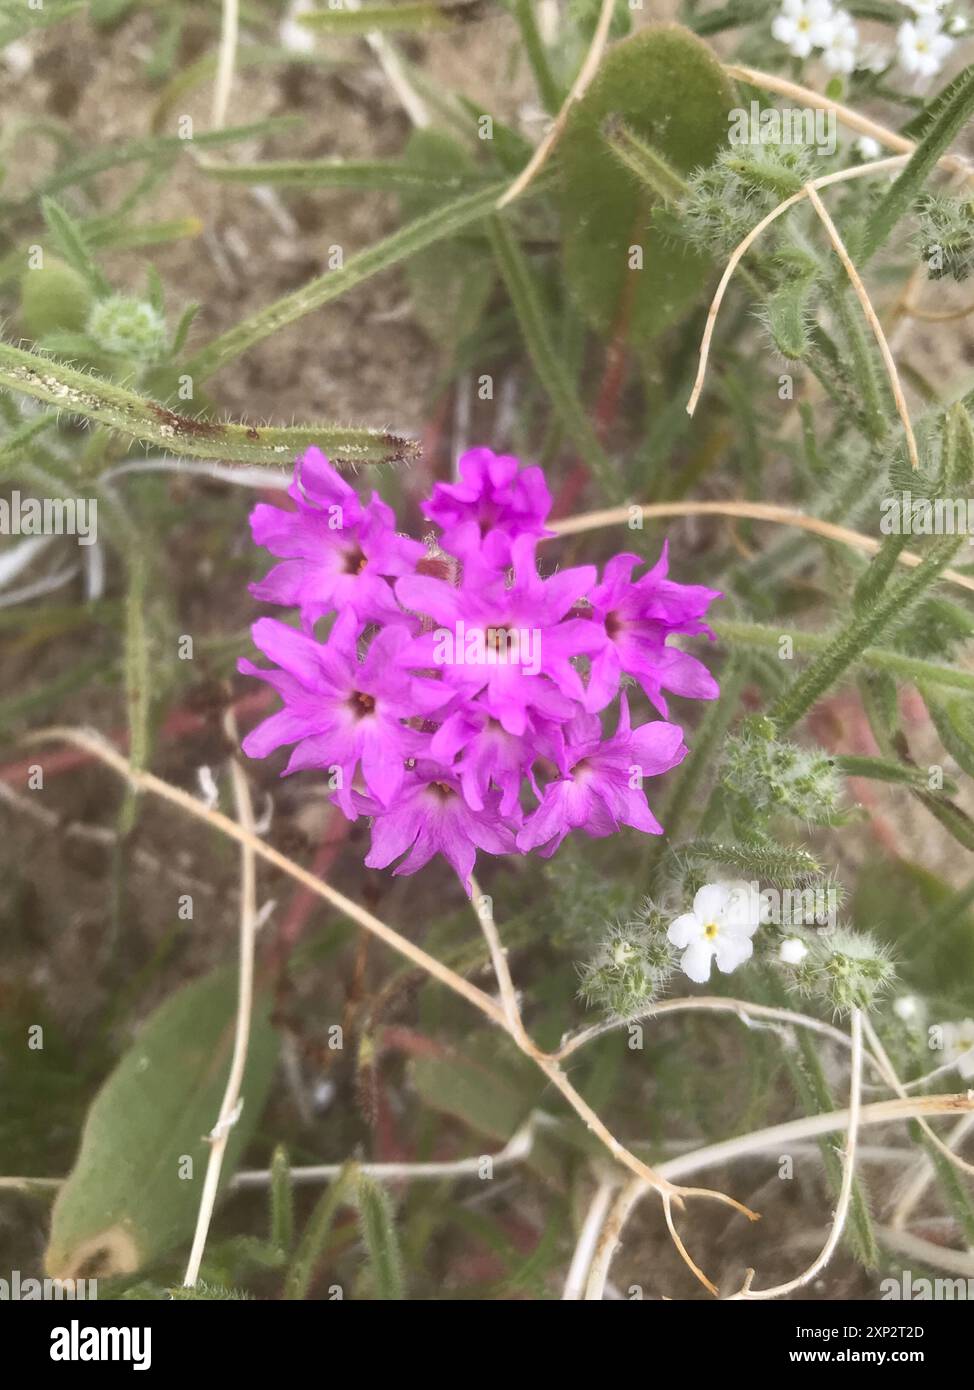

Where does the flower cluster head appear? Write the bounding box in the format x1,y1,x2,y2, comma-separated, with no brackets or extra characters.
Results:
721,723,844,828
914,192,974,282
771,0,859,72
897,12,955,78
240,447,720,893
776,926,896,1015
579,904,677,1018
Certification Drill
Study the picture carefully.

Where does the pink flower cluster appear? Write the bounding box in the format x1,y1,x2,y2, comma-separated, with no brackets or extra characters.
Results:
240,447,720,893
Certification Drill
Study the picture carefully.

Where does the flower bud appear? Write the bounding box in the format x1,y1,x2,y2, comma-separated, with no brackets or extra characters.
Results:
87,295,167,362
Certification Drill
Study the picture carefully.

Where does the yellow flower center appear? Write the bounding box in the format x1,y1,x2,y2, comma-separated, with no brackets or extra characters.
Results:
704,921,720,940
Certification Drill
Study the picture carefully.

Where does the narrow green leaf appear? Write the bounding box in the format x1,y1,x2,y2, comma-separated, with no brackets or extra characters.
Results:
512,0,562,114
0,340,418,467
861,64,974,264
8,118,302,207
914,790,974,850
301,1,473,33
769,535,967,730
922,685,974,778
400,129,495,351
270,1147,294,1256
117,546,149,836
835,753,953,791
284,1166,354,1300
196,156,478,194
356,1172,405,1300
715,618,974,695
40,198,112,298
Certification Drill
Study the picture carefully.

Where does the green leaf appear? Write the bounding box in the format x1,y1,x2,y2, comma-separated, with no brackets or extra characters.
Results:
861,65,974,264
834,753,954,791
559,24,734,347
854,860,974,1005
410,1036,569,1182
269,1146,294,1256
512,0,562,114
300,1,475,33
923,685,974,779
715,618,974,696
197,155,477,194
46,969,278,1279
356,1172,405,1300
283,1165,354,1300
19,258,94,339
41,198,112,298
913,789,974,851
6,118,301,209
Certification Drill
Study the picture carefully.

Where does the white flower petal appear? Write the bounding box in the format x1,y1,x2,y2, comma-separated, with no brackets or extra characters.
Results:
667,912,702,948
681,939,716,984
714,935,754,975
692,882,730,924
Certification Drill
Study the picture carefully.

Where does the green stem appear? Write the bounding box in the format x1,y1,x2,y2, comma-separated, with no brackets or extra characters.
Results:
714,618,974,695
513,0,563,114
0,341,415,467
768,536,966,730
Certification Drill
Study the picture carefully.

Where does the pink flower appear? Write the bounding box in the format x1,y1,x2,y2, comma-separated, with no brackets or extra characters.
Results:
239,611,447,816
422,446,553,572
250,447,423,628
584,545,720,715
395,534,601,736
362,762,516,895
241,447,718,892
517,698,687,857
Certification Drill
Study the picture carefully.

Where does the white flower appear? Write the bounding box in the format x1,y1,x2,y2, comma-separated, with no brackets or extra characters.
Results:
941,1018,974,1080
855,135,883,159
2,40,33,78
667,881,762,984
893,993,923,1023
897,16,956,77
904,0,948,14
772,0,836,58
280,0,316,54
821,9,859,71
948,13,969,32
780,936,809,965
858,40,893,72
